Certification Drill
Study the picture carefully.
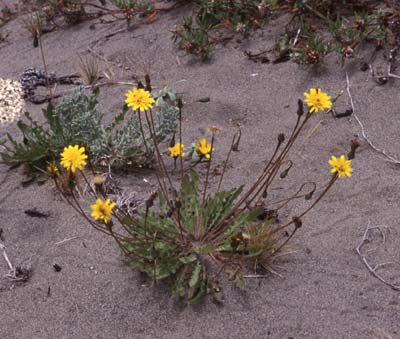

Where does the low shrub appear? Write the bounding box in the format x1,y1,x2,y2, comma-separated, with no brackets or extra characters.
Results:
51,85,357,304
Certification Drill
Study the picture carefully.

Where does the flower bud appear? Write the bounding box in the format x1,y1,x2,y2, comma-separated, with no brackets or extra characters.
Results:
177,98,183,109
144,74,151,92
293,216,302,228
146,191,157,209
297,99,304,116
175,197,182,209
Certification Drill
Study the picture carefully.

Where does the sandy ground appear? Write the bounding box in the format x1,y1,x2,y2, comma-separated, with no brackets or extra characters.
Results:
0,2,399,339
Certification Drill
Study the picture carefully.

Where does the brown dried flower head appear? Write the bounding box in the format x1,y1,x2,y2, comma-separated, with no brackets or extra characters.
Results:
207,125,222,135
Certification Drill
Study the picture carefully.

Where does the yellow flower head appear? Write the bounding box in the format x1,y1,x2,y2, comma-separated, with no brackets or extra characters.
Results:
168,143,185,158
196,138,213,159
90,198,116,223
125,87,155,112
47,162,59,176
328,155,352,178
60,145,88,173
304,88,332,113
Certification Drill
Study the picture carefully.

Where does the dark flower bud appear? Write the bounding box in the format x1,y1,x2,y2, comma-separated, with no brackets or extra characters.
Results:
305,190,314,200
137,81,144,89
280,168,289,179
146,191,157,209
297,99,304,116
175,197,182,209
293,216,302,228
262,189,268,198
230,235,241,249
257,208,278,221
144,74,151,92
278,133,285,144
177,98,183,109
305,183,316,200
280,161,293,179
347,138,360,160
169,133,176,148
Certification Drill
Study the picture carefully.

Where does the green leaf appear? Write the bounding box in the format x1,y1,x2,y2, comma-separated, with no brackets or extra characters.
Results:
158,190,168,214
223,208,263,238
179,171,200,234
188,280,207,304
121,215,136,226
198,244,215,254
189,261,201,288
203,186,243,232
179,254,197,264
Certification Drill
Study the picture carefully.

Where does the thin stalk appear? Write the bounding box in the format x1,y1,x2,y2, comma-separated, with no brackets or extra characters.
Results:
37,28,54,100
178,105,184,184
195,134,215,239
145,109,174,191
216,130,239,193
271,175,337,235
137,110,150,155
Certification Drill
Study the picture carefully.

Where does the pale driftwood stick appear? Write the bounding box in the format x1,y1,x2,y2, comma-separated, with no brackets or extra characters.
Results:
387,47,400,80
1,242,32,282
346,72,400,164
292,27,301,47
0,242,13,271
54,236,79,246
356,223,400,291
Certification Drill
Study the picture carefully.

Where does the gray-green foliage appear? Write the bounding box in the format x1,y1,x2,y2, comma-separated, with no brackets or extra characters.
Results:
0,86,179,178
109,86,179,166
111,0,137,8
55,87,109,159
55,86,179,165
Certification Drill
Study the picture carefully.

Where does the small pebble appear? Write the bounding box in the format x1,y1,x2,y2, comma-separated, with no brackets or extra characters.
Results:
53,264,62,272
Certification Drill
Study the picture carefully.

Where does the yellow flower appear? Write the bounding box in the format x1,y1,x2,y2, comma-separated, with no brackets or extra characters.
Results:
90,198,116,223
125,87,155,112
196,138,213,159
47,162,59,176
304,88,332,113
168,143,185,158
60,145,88,173
328,155,352,178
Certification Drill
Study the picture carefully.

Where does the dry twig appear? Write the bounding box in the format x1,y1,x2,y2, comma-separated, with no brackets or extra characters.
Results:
356,223,400,291
0,242,30,282
387,47,400,80
54,236,79,246
346,72,400,164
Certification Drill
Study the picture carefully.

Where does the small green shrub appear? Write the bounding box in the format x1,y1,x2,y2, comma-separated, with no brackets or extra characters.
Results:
171,1,400,63
54,86,357,304
270,0,398,64
172,0,266,60
110,0,154,27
